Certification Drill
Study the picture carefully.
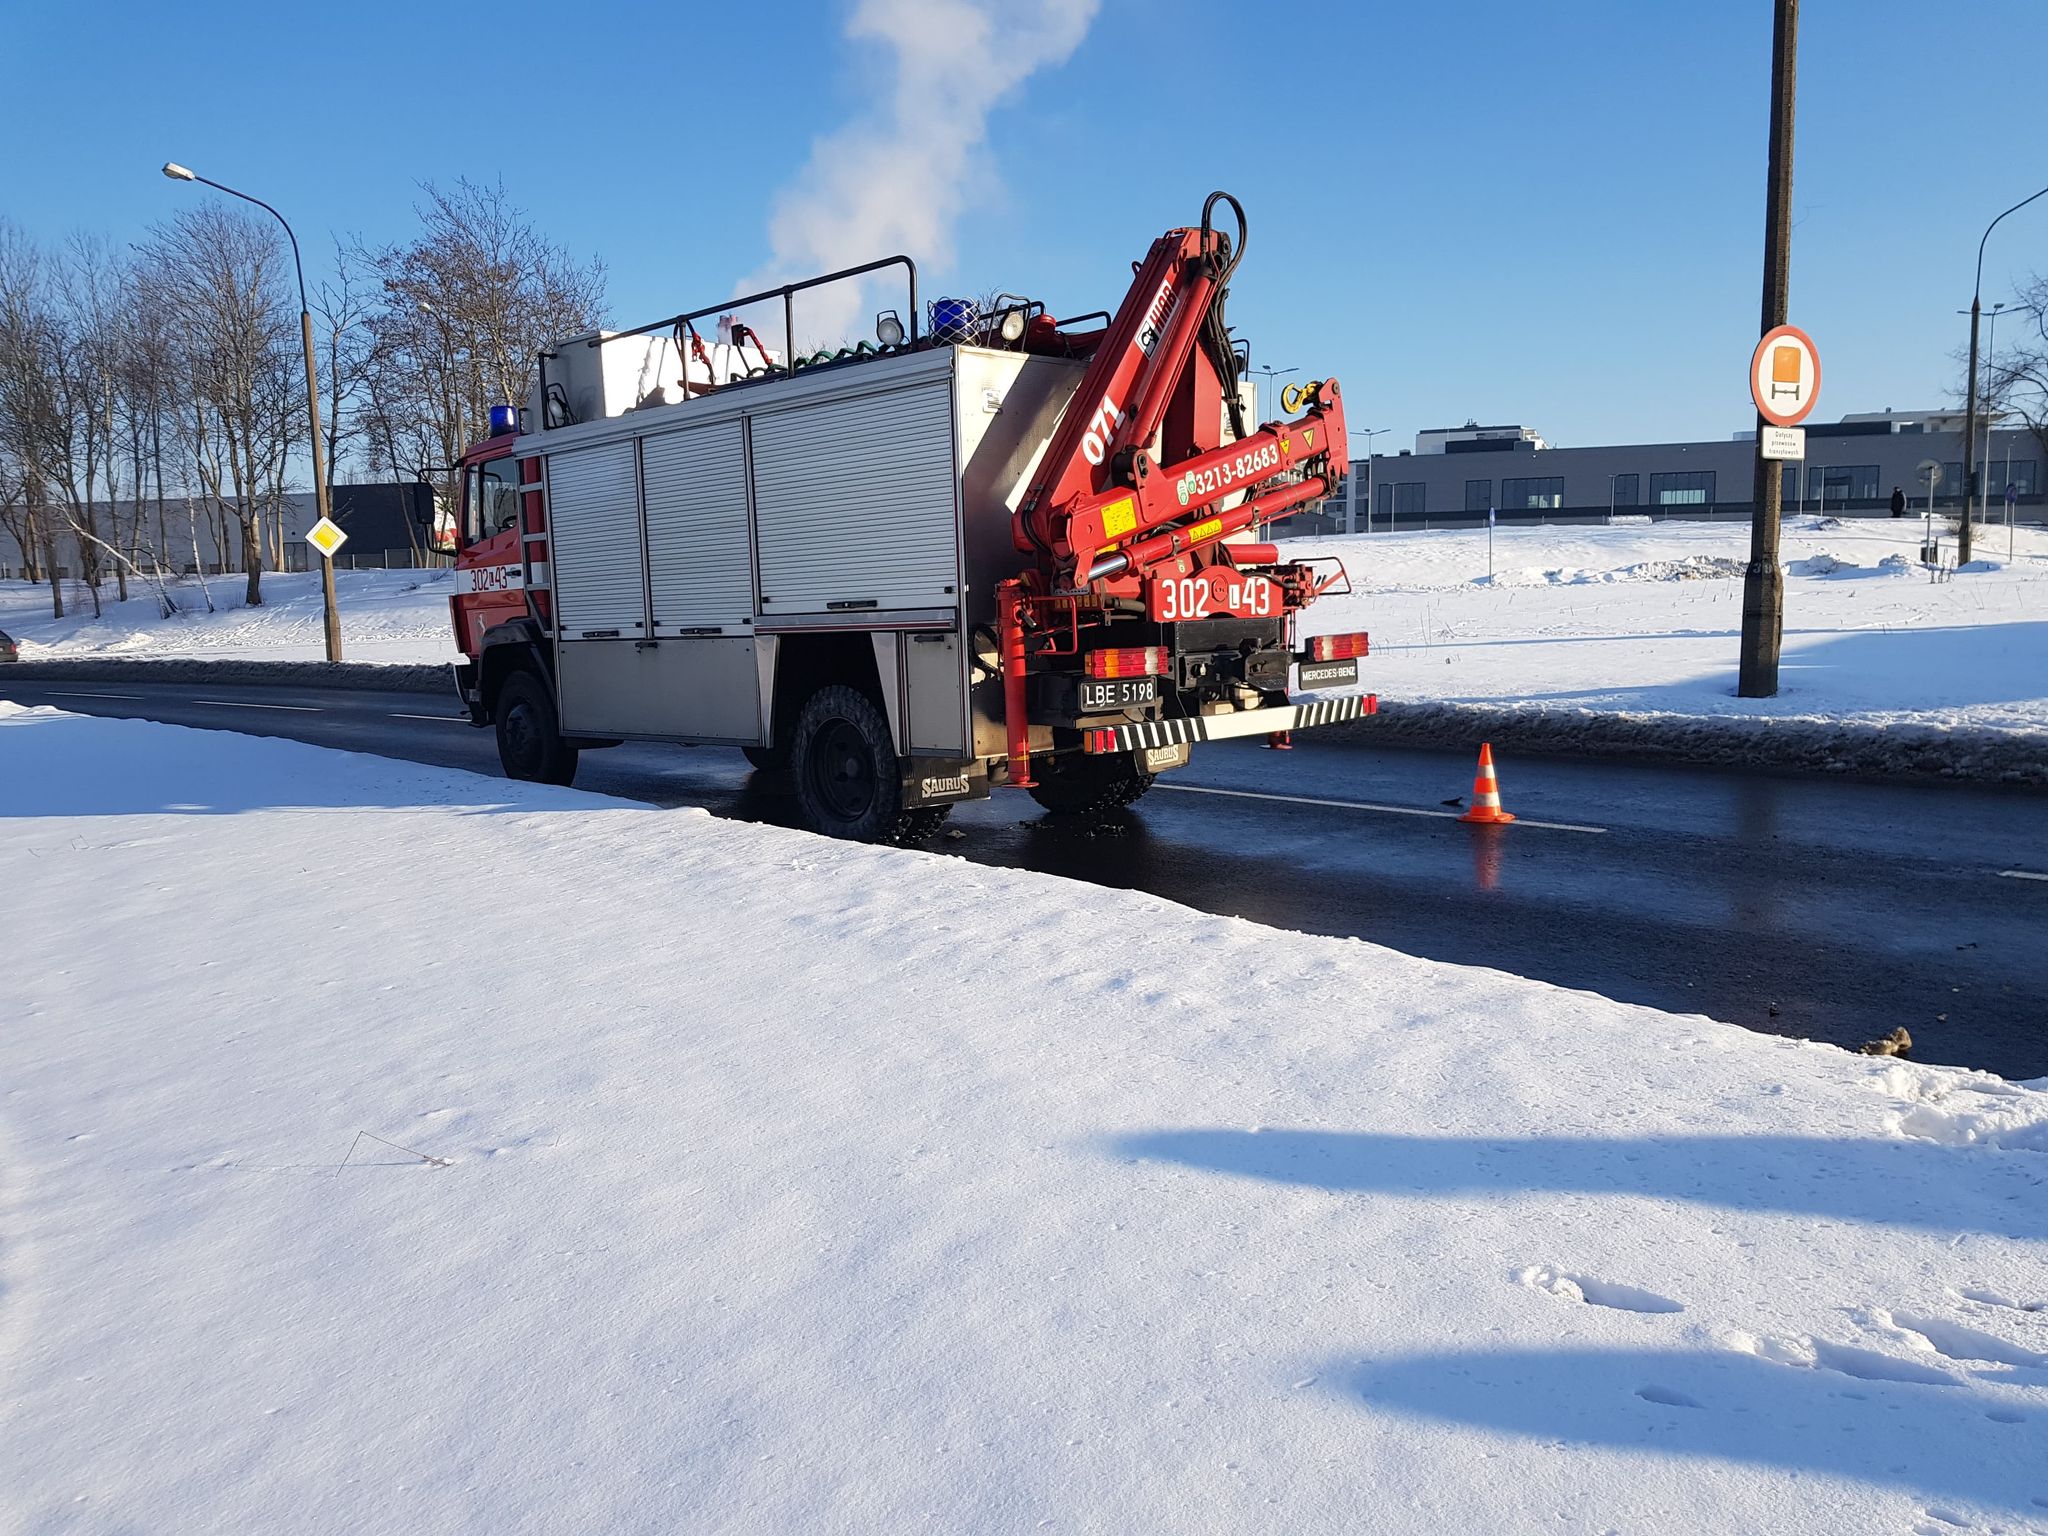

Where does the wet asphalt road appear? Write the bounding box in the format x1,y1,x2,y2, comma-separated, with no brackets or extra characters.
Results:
6,674,2046,1078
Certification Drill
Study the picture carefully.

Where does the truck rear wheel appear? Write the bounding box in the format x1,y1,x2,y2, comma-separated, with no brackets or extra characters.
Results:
1027,750,1155,817
495,670,579,787
791,684,946,844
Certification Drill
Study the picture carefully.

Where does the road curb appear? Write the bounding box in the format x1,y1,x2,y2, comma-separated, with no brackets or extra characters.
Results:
1334,701,2048,788
3,657,450,694
8,658,2042,788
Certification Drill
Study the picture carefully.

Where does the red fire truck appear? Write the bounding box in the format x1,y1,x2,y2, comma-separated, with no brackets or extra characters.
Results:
445,193,1374,841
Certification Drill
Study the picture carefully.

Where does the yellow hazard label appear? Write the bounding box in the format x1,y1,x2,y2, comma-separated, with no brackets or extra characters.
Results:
1101,497,1137,539
1280,436,1291,455
1304,428,1315,448
1187,517,1223,544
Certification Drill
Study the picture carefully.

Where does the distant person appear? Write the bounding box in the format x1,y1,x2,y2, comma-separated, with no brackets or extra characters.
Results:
1890,485,1906,518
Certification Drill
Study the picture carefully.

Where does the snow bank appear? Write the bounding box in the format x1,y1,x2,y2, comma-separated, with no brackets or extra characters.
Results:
4,704,2047,1533
10,517,2047,779
1286,517,2048,770
0,567,460,666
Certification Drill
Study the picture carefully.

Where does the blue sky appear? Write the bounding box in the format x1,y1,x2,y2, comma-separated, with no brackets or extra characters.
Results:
3,0,2043,451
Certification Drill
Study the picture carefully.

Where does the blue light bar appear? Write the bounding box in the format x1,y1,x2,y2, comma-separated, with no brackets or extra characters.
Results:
488,404,518,436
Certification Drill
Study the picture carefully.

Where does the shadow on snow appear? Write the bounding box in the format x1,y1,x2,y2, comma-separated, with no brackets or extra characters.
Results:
1108,1127,2048,1238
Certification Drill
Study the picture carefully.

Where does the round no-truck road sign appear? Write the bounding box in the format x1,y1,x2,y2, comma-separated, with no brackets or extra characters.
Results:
1751,324,1821,428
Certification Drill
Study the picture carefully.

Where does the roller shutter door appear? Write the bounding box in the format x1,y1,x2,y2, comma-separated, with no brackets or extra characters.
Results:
642,420,753,632
751,381,958,615
547,441,645,637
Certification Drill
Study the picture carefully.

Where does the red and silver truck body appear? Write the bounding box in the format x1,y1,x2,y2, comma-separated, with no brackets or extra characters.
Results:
447,196,1375,839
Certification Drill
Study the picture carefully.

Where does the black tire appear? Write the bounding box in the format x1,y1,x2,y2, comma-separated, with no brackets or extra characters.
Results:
495,669,579,787
1027,751,1155,817
789,685,947,844
741,743,790,773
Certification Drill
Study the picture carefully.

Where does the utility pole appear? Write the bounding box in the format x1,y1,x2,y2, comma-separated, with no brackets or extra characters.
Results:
1738,0,1798,698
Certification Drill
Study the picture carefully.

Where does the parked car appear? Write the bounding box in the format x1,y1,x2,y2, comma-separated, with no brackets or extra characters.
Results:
0,627,17,663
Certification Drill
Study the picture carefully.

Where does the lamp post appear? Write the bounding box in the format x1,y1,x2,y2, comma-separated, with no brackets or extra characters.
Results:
163,161,342,661
1356,426,1389,533
1248,364,1298,425
1958,183,2048,567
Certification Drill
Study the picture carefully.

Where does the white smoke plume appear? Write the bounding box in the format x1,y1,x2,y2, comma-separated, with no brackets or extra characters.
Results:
743,0,1099,344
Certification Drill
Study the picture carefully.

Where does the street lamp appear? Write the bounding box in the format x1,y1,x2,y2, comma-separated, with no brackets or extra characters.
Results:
1247,364,1299,425
163,160,342,661
1958,182,2048,566
1356,427,1390,533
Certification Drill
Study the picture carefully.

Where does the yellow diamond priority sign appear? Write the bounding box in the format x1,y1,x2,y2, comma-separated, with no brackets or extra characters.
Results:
305,516,348,559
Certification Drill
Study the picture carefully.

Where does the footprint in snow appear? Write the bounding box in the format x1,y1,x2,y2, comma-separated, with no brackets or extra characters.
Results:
1880,1309,2048,1370
1512,1264,1684,1315
1634,1384,1705,1409
1957,1286,2046,1314
1725,1331,1958,1387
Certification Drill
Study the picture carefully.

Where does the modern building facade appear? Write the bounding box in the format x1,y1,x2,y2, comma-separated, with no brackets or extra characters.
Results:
1293,411,2044,534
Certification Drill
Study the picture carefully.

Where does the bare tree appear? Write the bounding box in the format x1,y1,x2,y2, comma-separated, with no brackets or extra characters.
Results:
138,204,297,606
117,268,184,594
313,239,378,482
356,179,605,509
35,235,139,613
1982,273,2048,490
0,219,66,613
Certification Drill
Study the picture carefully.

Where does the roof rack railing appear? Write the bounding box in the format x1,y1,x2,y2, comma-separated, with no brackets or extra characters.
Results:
591,255,920,382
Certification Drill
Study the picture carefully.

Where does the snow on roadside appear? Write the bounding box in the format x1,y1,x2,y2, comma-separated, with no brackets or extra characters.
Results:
10,517,2045,761
1287,516,2048,740
4,702,2046,1534
0,568,460,666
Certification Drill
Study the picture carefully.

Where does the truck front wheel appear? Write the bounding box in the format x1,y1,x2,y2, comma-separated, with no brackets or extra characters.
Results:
1027,750,1155,817
495,670,579,787
791,684,946,844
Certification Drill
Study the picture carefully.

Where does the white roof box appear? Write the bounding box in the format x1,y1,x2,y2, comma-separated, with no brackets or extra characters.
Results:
529,329,781,429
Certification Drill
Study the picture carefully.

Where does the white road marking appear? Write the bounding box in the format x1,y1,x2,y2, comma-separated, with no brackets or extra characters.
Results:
390,713,465,723
40,689,143,700
1998,869,2048,882
1159,781,1608,834
190,699,320,712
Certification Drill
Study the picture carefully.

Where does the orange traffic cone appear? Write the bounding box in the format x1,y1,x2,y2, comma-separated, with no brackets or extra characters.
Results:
1458,743,1516,825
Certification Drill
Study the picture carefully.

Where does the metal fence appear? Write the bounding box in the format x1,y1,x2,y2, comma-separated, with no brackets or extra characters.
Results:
1271,503,2048,537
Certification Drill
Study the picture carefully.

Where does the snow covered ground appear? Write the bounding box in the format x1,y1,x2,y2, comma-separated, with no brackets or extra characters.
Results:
7,516,2045,749
6,702,2047,1534
1287,515,2048,740
0,566,461,666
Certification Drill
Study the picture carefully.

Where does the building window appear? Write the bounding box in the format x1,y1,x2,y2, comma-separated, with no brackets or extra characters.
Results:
1997,460,2039,497
1611,473,1638,507
1810,464,1880,506
1465,478,1492,513
1502,476,1563,510
1780,465,1799,504
1649,471,1716,506
1392,482,1426,519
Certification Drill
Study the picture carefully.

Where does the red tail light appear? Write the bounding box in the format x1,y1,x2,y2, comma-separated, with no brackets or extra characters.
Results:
1084,646,1169,678
1309,631,1370,661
